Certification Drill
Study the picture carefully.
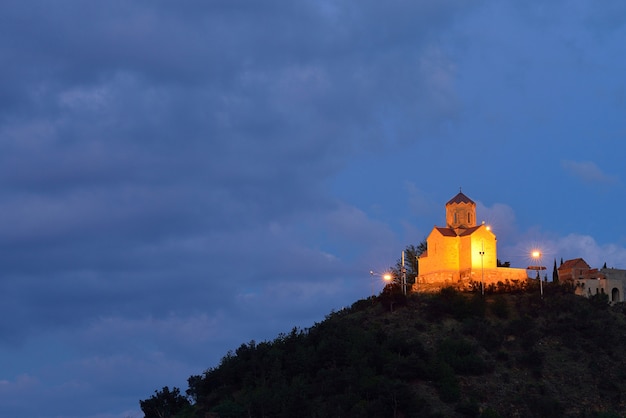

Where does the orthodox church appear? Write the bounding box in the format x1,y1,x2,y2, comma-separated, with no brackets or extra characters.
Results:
415,191,528,290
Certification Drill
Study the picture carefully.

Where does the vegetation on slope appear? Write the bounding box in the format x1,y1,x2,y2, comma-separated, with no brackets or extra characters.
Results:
141,282,626,418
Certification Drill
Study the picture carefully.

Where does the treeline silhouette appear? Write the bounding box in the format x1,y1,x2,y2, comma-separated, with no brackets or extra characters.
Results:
141,282,626,417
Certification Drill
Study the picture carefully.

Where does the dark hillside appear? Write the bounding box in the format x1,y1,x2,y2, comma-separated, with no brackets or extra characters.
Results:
141,284,626,418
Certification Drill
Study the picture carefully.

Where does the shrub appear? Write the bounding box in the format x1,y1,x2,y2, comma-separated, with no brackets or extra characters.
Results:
490,296,510,319
438,337,490,375
433,360,460,403
527,394,564,417
455,398,480,417
462,318,503,352
480,408,502,418
211,399,246,418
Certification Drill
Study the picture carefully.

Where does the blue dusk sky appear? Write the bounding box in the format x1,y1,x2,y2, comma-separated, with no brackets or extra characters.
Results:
2,1,626,417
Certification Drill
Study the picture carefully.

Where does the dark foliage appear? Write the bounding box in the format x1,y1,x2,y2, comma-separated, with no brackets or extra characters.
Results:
142,287,626,418
496,259,511,267
140,386,190,418
390,241,427,286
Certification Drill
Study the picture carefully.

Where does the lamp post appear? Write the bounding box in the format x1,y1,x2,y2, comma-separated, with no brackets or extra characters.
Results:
479,241,485,296
415,255,419,294
401,250,407,296
528,250,546,298
382,273,397,312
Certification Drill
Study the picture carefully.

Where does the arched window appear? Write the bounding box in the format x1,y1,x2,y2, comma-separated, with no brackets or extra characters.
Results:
612,288,620,302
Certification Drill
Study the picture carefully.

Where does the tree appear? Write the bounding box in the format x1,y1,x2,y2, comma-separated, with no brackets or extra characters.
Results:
497,259,511,267
552,259,559,283
380,282,406,311
391,240,427,286
140,386,190,418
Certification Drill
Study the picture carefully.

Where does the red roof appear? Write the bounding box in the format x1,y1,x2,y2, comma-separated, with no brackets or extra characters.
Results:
434,225,483,237
458,225,482,236
446,191,475,206
435,227,458,237
558,258,590,271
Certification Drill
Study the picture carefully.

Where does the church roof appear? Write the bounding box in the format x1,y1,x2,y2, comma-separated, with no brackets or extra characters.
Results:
435,227,458,237
458,225,482,236
446,191,475,206
558,258,591,271
434,225,484,237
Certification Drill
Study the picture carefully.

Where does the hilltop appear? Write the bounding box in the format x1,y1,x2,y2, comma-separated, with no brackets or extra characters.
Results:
141,283,626,417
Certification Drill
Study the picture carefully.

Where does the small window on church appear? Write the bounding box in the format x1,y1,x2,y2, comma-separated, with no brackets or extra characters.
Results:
468,213,471,223
454,213,457,223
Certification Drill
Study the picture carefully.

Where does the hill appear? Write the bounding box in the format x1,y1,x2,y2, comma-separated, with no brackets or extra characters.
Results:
140,283,626,417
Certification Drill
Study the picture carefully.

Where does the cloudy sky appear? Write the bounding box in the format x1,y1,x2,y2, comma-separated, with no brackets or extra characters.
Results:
1,1,626,417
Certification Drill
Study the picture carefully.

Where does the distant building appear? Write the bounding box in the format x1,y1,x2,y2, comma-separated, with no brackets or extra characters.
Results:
559,258,626,303
414,191,528,291
557,258,593,282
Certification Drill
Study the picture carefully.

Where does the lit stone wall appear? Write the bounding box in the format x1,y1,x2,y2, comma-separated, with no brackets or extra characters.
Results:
419,232,460,275
459,234,473,272
414,267,528,292
469,228,497,270
575,268,626,303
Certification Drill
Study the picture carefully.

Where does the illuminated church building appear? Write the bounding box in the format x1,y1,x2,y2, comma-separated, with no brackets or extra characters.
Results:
415,191,528,290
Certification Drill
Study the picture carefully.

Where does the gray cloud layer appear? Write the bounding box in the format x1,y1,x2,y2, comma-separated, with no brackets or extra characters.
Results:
1,1,626,417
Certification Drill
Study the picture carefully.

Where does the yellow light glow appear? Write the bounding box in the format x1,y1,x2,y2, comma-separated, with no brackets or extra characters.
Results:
383,274,392,281
532,250,541,259
486,225,491,231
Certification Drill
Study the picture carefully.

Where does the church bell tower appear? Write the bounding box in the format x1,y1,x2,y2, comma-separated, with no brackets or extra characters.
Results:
445,190,476,230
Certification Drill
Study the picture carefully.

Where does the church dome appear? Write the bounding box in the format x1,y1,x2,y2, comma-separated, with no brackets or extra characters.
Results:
446,191,475,206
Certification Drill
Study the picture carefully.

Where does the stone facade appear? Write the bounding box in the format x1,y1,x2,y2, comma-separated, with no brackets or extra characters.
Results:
414,191,528,291
557,258,592,282
560,258,626,303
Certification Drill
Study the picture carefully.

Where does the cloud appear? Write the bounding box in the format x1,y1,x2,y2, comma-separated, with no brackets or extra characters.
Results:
551,233,626,269
2,1,626,417
476,201,518,244
561,160,618,184
500,230,626,273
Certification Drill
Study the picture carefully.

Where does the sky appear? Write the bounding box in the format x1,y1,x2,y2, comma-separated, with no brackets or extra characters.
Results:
1,1,626,417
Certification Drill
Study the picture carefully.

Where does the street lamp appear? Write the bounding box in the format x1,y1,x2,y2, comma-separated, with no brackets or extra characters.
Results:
371,250,408,297
527,250,546,298
370,270,394,297
400,250,407,296
479,241,485,296
415,255,419,294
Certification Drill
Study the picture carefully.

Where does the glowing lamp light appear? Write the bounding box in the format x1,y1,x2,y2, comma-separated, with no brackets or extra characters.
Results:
530,249,544,298
383,273,393,281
